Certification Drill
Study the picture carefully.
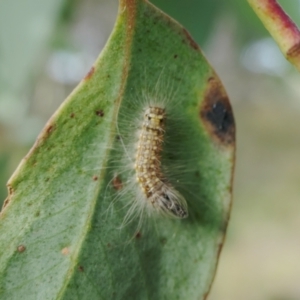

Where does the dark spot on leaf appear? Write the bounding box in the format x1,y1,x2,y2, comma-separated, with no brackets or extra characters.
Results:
35,211,40,217
112,175,123,191
17,245,26,253
194,171,200,178
46,125,55,135
210,102,232,131
70,113,75,118
2,197,10,209
174,54,178,59
78,265,84,272
84,66,95,80
45,178,49,182
95,110,104,117
135,232,142,239
8,185,13,195
200,76,235,146
93,175,98,181
107,243,111,248
182,28,199,50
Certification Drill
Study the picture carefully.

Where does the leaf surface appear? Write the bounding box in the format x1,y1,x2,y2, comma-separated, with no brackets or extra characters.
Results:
0,0,235,299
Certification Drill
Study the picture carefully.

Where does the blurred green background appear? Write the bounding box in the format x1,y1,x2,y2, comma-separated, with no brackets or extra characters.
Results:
1,0,300,299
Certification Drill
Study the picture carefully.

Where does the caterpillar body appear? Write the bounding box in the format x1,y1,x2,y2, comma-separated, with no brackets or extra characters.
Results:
102,68,192,229
134,106,188,219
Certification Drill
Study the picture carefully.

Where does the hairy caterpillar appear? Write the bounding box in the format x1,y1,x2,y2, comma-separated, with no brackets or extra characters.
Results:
135,106,188,218
97,69,198,229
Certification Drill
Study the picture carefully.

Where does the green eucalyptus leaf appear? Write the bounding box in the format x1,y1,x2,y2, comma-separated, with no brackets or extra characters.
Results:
0,0,235,299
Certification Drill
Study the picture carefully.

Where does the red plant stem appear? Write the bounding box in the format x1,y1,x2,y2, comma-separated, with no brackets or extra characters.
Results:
248,0,300,71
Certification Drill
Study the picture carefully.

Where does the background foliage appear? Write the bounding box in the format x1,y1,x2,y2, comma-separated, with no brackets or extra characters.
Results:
1,0,300,299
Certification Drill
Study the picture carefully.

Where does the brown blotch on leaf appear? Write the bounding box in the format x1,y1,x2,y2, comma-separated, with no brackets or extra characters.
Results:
200,76,235,146
78,265,84,272
135,232,142,239
2,197,10,209
46,125,55,135
95,110,104,117
93,175,98,181
182,28,199,50
174,54,178,59
112,175,123,191
84,66,95,80
17,245,26,253
8,185,13,195
70,113,75,118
